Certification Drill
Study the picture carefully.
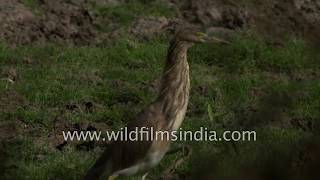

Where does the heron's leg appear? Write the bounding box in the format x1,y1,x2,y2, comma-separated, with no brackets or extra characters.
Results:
141,173,148,180
163,144,193,175
108,175,118,180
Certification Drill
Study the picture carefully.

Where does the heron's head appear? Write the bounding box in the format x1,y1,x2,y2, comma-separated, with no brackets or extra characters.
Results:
175,29,229,44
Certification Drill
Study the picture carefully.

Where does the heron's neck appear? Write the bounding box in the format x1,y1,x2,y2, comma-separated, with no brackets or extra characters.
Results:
156,40,191,129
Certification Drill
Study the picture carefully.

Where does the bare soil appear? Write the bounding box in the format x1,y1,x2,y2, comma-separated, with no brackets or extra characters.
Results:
0,0,97,46
0,0,319,45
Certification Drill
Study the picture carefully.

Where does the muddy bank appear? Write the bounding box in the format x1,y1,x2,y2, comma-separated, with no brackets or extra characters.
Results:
170,0,320,44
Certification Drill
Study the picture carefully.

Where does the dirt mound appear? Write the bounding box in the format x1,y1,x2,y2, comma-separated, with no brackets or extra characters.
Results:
169,0,320,44
248,0,320,43
0,0,97,46
171,0,249,29
130,17,170,38
0,0,319,45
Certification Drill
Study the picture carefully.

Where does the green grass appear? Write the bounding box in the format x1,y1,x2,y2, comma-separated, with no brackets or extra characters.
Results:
1,32,319,179
91,0,176,31
21,0,43,16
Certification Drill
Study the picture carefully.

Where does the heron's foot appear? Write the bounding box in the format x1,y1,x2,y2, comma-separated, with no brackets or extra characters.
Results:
141,173,148,180
108,175,118,180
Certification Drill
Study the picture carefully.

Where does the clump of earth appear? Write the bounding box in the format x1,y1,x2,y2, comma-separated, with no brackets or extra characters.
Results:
0,0,97,46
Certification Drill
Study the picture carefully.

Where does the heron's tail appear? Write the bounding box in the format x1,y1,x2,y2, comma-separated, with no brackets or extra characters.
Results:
84,148,113,180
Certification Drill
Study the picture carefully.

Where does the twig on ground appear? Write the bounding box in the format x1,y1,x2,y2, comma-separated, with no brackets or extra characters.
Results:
0,78,15,84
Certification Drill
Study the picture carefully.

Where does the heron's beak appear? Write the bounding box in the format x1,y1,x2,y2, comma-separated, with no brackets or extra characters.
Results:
205,35,230,44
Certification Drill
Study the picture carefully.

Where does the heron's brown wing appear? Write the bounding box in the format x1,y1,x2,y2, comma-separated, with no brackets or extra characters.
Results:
110,102,167,172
